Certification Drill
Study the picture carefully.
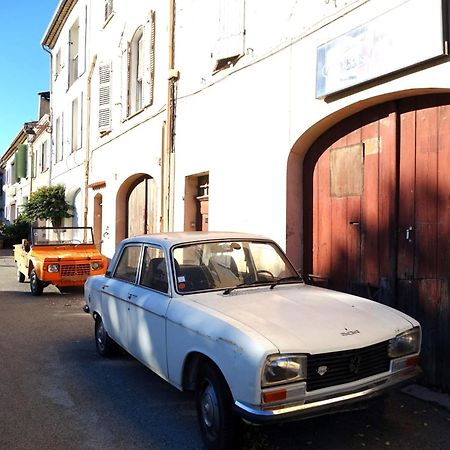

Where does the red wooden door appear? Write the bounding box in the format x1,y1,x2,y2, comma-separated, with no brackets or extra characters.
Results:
307,95,450,390
396,97,450,387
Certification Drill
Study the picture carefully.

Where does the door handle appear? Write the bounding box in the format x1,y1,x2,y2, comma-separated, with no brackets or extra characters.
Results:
406,226,413,242
127,293,138,300
349,221,360,226
101,284,109,290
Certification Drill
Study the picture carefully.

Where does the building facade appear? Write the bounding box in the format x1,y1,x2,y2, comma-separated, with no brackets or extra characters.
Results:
39,0,449,390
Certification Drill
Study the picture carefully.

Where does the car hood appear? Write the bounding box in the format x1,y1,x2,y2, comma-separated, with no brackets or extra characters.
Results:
188,284,416,354
30,246,103,261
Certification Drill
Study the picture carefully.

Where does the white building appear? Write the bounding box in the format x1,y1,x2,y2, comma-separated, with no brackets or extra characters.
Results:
41,0,450,388
0,92,51,225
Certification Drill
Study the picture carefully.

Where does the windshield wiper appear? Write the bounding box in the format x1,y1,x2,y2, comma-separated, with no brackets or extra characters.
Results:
269,275,303,290
223,280,264,295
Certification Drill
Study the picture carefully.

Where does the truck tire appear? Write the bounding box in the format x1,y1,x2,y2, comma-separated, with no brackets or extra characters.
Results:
30,269,44,296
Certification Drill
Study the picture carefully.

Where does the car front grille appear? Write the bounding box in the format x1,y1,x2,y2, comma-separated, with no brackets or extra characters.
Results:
61,264,90,277
307,340,390,392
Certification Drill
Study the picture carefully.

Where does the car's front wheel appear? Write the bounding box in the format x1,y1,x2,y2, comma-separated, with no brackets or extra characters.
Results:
196,362,239,450
95,317,117,357
30,269,44,296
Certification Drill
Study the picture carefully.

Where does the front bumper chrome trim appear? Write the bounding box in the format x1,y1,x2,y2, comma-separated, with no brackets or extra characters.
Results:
234,366,421,424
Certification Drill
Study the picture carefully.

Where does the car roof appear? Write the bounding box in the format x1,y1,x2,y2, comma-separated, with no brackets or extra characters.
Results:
120,231,271,249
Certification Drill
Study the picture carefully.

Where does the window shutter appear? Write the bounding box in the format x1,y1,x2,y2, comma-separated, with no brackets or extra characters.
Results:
213,0,245,69
16,144,28,181
126,42,131,116
148,10,156,106
99,63,112,132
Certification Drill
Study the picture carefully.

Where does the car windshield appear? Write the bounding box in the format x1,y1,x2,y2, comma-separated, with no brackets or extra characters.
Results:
172,239,302,294
31,227,94,246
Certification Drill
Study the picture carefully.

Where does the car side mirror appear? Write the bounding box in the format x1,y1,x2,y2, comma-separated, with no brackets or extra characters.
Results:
105,270,112,278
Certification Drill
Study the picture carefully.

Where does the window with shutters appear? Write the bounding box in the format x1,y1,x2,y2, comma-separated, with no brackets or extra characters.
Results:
55,116,61,163
126,12,156,117
41,140,48,172
71,98,79,152
99,63,112,133
69,20,79,87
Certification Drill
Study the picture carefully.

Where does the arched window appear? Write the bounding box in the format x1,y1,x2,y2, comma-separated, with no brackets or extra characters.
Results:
129,27,144,114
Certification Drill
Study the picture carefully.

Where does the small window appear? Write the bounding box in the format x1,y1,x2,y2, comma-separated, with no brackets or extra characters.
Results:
55,49,62,79
140,246,168,293
71,97,79,152
69,19,79,87
114,245,141,283
330,143,364,197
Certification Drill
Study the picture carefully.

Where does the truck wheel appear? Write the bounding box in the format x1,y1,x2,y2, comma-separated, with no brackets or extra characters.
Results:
17,269,25,283
95,317,117,357
196,362,239,450
30,269,44,296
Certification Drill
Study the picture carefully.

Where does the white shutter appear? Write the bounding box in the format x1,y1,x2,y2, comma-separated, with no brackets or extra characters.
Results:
148,10,156,106
99,63,112,132
214,0,245,62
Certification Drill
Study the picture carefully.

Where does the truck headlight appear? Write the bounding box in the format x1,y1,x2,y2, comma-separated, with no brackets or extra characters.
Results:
262,354,307,387
47,264,59,273
388,327,421,359
90,262,103,271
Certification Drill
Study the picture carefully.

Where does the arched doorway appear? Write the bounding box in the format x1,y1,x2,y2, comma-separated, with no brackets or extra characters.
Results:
93,193,103,251
116,174,156,245
301,94,450,390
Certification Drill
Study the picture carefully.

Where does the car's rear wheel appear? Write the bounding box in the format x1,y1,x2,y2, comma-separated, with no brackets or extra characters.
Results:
30,269,44,296
95,317,117,357
196,362,239,450
17,269,25,283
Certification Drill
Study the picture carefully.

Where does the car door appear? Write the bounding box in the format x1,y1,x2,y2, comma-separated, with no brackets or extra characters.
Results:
127,245,172,379
101,244,143,349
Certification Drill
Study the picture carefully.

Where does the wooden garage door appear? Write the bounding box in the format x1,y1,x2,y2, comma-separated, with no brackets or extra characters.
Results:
306,95,450,390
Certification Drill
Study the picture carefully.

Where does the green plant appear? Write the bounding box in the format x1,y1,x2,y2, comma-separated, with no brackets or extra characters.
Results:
0,216,30,246
21,184,73,227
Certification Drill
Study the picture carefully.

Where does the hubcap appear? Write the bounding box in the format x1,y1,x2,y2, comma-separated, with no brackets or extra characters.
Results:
96,322,106,351
201,383,219,432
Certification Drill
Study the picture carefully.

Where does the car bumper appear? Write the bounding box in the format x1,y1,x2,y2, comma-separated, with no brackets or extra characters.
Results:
234,366,422,424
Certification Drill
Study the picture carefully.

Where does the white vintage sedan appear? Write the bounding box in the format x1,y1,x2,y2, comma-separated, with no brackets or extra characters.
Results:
84,232,421,449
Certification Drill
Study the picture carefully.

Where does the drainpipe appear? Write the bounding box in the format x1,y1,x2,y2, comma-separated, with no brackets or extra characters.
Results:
164,0,178,232
84,54,98,232
41,44,53,187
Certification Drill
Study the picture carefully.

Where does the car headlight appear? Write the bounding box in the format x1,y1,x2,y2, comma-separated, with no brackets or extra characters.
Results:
90,262,103,271
47,264,59,273
388,327,421,359
262,354,307,387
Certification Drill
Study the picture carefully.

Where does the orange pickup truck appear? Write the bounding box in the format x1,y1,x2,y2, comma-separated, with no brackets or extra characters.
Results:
14,226,107,296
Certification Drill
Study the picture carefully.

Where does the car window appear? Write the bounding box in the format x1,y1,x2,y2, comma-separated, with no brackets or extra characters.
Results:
113,245,141,283
173,240,300,293
139,246,169,293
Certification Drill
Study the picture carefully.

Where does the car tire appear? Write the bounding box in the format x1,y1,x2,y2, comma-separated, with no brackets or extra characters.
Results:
95,317,117,357
196,362,239,450
17,269,25,283
30,269,44,296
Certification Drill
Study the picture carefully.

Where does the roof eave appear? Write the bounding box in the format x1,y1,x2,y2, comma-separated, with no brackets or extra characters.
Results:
41,0,77,49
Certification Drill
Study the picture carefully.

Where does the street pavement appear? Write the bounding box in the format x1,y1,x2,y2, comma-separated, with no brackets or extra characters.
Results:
0,248,449,450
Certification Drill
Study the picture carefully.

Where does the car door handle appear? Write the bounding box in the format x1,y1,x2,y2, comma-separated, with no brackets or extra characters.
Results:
102,284,109,290
128,293,138,300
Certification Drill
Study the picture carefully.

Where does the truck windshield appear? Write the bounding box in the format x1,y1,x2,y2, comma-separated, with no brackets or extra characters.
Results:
31,227,94,246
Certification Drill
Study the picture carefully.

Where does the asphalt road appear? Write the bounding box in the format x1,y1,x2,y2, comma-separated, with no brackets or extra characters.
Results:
1,250,449,450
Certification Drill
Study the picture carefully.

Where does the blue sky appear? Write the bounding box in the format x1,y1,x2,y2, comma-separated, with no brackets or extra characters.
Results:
0,1,59,157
